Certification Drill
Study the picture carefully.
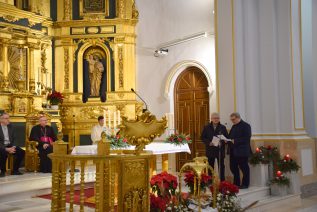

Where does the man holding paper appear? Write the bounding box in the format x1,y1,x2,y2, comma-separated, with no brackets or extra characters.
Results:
201,112,229,181
229,112,252,189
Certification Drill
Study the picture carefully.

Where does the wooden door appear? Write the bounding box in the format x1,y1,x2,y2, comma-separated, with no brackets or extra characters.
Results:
174,67,210,170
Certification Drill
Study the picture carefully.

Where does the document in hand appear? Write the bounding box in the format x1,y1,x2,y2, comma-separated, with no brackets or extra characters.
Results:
210,136,220,146
218,135,232,142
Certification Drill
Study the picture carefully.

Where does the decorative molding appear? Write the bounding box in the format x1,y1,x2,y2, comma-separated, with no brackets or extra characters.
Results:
63,0,71,21
54,19,137,28
132,0,139,19
0,2,49,26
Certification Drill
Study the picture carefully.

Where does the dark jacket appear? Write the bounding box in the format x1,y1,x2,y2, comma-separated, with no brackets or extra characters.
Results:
201,122,229,158
0,124,15,150
229,120,252,157
29,125,57,148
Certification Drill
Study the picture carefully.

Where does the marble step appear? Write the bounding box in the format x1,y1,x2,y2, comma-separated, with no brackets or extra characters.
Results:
0,169,96,203
238,186,270,208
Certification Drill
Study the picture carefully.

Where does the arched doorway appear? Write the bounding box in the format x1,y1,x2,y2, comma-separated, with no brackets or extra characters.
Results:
174,66,210,170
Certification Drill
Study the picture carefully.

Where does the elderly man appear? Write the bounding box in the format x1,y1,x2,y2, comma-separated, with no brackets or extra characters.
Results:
29,115,56,173
229,112,252,189
0,112,25,177
201,112,229,181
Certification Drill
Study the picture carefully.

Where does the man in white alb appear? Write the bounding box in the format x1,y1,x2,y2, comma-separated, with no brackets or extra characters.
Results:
91,116,105,144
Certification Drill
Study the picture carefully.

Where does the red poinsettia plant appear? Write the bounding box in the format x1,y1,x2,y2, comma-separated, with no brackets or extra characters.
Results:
210,181,239,197
184,171,212,194
150,172,178,212
47,91,64,105
165,133,192,146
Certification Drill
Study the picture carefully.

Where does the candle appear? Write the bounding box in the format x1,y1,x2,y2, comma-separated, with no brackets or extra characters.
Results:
114,111,117,128
117,110,121,125
108,110,111,129
46,72,48,87
103,110,106,127
38,67,40,82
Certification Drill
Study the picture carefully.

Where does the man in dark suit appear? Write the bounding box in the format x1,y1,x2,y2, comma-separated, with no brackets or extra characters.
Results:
229,112,252,189
0,112,25,177
201,112,229,181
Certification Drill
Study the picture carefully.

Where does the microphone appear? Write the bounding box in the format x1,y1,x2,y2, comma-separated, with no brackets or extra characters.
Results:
131,88,148,113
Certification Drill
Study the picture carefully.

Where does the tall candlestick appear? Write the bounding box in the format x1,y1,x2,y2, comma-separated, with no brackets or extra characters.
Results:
117,110,121,125
38,67,40,82
108,110,111,129
113,111,117,128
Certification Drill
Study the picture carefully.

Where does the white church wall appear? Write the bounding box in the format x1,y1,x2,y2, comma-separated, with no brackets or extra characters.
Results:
135,0,216,118
231,0,306,135
302,0,317,137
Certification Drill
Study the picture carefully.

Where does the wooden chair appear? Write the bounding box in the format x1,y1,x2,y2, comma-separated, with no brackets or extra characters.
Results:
5,154,14,174
24,111,53,172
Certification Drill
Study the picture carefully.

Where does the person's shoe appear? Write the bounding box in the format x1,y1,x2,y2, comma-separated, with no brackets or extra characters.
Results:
0,172,5,178
239,185,249,189
12,171,23,175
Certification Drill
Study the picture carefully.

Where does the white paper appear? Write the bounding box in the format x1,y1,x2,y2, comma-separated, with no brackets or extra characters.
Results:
218,134,232,142
210,136,220,146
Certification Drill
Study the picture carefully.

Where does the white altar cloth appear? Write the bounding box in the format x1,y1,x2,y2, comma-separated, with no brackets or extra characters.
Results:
71,142,191,155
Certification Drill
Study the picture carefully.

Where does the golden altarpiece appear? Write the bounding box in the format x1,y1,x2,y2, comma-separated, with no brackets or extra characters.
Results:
0,0,142,148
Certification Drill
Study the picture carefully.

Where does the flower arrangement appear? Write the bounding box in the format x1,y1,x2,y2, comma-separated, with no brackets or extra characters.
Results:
277,154,300,173
249,145,280,165
210,181,241,212
184,171,212,194
47,91,64,105
106,134,130,149
150,172,190,212
165,134,192,146
270,171,290,186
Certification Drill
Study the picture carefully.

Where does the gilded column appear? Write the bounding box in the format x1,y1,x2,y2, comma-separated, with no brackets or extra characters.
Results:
118,45,124,89
28,47,36,94
0,42,9,91
63,47,70,91
63,0,72,20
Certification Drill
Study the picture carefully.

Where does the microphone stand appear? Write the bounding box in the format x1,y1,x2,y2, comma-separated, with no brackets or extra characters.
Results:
131,88,148,113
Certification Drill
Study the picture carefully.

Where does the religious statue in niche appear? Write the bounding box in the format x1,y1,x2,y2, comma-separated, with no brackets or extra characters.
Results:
83,47,107,102
86,54,104,96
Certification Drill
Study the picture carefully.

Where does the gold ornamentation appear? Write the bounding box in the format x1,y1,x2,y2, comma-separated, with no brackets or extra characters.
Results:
118,45,124,88
64,47,69,90
64,0,71,20
1,15,19,22
132,0,139,19
28,21,36,27
79,106,106,119
119,112,167,154
123,188,147,212
79,0,109,20
118,0,125,19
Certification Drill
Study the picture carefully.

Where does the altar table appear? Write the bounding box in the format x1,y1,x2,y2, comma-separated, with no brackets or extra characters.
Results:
71,142,191,171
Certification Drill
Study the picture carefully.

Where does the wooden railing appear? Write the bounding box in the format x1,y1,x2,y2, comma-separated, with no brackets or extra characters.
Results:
49,134,155,212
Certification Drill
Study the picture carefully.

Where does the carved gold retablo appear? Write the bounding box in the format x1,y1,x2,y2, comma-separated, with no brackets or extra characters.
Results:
119,111,167,155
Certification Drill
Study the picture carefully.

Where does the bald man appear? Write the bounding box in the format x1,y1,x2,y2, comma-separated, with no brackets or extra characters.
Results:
29,115,56,173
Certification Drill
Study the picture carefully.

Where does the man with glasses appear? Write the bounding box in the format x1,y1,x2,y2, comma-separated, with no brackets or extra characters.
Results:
29,115,56,173
229,112,252,189
0,112,25,177
201,112,229,181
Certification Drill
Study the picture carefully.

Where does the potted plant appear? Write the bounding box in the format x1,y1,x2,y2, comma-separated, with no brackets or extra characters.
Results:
211,181,241,212
184,171,211,194
277,154,300,194
106,134,130,149
165,133,192,146
150,171,180,212
249,147,270,186
47,91,64,109
270,171,290,196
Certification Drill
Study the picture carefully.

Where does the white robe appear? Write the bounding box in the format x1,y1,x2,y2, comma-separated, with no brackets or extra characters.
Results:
91,125,104,144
